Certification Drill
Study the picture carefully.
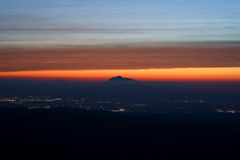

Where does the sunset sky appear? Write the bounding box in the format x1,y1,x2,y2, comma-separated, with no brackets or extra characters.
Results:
0,0,240,81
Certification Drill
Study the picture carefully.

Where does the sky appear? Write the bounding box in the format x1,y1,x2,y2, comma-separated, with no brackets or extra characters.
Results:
0,0,240,81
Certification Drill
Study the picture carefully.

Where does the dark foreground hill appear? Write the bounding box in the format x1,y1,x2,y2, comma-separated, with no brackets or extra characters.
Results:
1,107,240,159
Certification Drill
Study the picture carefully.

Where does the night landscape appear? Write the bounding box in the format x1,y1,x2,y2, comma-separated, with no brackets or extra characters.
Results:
1,0,240,159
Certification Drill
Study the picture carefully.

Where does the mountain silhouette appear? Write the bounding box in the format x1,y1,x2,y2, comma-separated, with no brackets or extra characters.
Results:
99,76,157,98
107,76,136,82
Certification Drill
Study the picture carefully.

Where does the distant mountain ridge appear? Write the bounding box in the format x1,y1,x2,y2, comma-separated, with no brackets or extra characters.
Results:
107,76,136,82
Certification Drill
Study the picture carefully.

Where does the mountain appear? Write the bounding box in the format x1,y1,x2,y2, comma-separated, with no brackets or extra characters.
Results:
98,76,154,98
107,76,136,82
103,75,143,87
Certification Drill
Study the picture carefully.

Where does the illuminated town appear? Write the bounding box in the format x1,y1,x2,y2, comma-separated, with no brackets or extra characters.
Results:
1,96,239,114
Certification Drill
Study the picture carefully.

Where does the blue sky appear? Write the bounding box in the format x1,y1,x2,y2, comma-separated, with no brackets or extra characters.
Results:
1,0,240,48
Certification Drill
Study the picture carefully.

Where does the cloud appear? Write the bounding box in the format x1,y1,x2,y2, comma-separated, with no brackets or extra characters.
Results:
224,26,237,30
0,28,207,34
0,47,240,72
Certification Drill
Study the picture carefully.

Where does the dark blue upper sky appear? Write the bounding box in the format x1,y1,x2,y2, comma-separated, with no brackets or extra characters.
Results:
1,0,240,48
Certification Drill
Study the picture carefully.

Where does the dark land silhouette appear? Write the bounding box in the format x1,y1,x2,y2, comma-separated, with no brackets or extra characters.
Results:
0,77,239,102
1,77,240,158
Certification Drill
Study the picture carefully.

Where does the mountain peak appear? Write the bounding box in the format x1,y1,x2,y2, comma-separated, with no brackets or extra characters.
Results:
108,76,136,82
116,76,122,78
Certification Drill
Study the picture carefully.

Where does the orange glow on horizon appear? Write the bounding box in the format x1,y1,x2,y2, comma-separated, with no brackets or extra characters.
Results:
0,67,240,82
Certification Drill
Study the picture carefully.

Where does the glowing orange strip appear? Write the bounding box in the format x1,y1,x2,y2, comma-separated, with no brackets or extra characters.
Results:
0,67,239,81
